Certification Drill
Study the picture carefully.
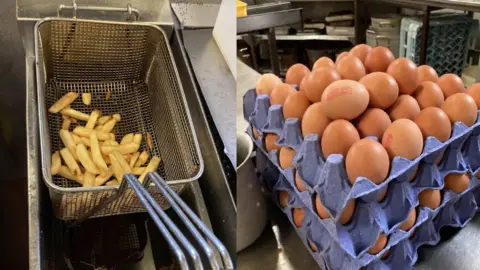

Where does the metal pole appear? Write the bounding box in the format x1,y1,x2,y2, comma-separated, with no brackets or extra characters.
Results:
268,27,280,75
420,6,431,65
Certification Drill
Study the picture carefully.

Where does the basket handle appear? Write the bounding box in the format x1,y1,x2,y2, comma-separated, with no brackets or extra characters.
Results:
124,173,234,270
57,2,139,21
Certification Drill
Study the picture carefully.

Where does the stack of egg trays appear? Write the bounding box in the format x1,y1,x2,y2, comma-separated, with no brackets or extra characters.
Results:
244,88,480,269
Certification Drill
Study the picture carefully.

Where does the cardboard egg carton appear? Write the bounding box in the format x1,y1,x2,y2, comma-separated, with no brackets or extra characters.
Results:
244,88,480,267
256,148,480,270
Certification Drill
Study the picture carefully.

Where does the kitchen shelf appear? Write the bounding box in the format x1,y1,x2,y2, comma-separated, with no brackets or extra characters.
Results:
237,34,354,42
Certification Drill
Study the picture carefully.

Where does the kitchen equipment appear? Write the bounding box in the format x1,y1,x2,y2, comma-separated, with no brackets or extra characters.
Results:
237,132,267,252
36,17,203,220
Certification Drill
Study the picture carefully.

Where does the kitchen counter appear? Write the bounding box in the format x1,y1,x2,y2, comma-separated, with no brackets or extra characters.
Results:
236,59,480,270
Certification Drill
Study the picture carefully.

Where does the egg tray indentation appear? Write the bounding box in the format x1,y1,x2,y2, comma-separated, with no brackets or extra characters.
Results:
243,88,480,258
257,150,480,270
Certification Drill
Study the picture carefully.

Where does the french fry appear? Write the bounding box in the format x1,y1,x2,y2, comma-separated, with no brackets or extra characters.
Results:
82,93,92,106
51,151,61,175
60,148,81,176
112,114,121,122
105,179,119,186
129,152,140,168
120,133,134,145
132,167,146,175
101,118,117,133
60,108,89,121
123,154,131,163
59,130,77,159
103,140,119,147
109,133,116,141
133,134,142,145
71,118,78,124
90,131,109,176
94,167,113,186
62,117,71,130
134,151,149,167
80,137,91,148
72,134,81,144
103,154,111,165
139,156,161,183
97,116,111,125
146,132,153,150
58,166,83,185
83,171,95,187
109,152,132,182
85,110,100,129
49,92,78,113
106,88,111,100
112,151,132,174
72,126,111,141
76,143,100,174
95,125,104,131
101,142,139,155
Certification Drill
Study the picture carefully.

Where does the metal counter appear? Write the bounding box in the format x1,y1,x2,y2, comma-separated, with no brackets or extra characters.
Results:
237,60,480,270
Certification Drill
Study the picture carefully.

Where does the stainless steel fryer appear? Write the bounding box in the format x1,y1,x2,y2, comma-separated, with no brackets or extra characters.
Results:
35,17,203,220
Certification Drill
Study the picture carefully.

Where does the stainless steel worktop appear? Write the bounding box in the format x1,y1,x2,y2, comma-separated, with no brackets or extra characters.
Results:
236,60,480,270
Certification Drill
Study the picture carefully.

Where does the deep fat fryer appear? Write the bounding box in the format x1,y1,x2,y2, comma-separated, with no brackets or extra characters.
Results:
33,3,232,269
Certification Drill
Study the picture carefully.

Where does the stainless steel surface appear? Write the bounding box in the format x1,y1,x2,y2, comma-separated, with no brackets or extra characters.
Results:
379,0,480,12
57,3,140,21
17,0,173,24
237,8,303,34
183,29,237,166
175,28,236,260
171,0,222,28
36,18,203,220
249,33,353,41
246,2,292,15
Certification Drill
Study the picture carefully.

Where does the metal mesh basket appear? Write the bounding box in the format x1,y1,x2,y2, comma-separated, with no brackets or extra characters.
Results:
35,18,203,220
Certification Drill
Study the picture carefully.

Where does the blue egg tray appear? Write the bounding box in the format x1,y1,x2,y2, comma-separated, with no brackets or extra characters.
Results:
244,87,480,269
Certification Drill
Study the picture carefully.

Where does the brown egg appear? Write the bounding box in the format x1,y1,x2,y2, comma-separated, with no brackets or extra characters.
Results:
444,173,469,193
399,208,417,231
295,171,307,192
300,68,341,103
321,80,369,120
339,199,356,225
308,239,318,252
382,119,424,160
313,57,336,70
293,208,305,228
412,81,444,109
336,51,349,64
286,64,310,85
346,138,390,185
279,147,295,169
279,190,289,208
378,188,388,202
364,46,395,73
315,193,330,219
442,93,478,127
336,55,366,81
321,120,360,157
253,128,260,139
349,44,372,64
414,107,451,142
466,83,480,109
388,95,421,121
360,72,399,109
387,58,419,95
256,73,283,95
270,83,296,105
418,189,441,209
368,233,388,255
438,74,465,98
265,133,280,152
356,108,391,140
302,102,331,137
283,91,311,120
417,65,439,83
